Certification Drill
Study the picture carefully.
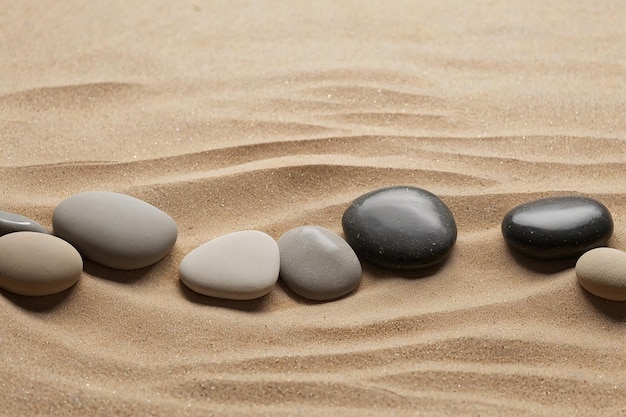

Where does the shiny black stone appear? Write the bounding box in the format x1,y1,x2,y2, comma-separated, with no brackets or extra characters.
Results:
342,186,457,269
501,196,613,259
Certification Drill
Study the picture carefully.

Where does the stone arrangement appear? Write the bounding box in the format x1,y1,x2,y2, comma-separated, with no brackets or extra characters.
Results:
576,248,626,301
0,186,624,303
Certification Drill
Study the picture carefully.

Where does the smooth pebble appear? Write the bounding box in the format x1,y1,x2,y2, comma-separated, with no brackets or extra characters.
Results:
0,209,48,235
180,230,280,300
502,196,613,259
0,232,82,296
576,247,626,301
342,186,457,269
278,226,361,301
53,191,178,270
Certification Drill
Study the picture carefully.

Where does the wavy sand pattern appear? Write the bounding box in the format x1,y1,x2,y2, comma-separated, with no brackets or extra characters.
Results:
1,1,625,416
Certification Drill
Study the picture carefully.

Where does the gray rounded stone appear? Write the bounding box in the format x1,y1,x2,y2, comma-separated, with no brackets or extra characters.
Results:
576,247,626,301
0,210,48,236
53,191,178,270
278,226,361,301
0,232,82,296
180,230,280,300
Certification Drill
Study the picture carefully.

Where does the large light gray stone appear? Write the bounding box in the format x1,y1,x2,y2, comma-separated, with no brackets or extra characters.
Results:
0,232,82,296
278,226,361,301
180,230,280,300
53,191,178,270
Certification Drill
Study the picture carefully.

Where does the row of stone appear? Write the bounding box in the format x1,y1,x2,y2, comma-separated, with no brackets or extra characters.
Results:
0,191,360,301
0,186,624,301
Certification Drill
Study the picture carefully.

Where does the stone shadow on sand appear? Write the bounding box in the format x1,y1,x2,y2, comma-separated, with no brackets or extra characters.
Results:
82,259,157,284
506,246,576,274
581,287,626,322
0,285,76,312
178,280,272,312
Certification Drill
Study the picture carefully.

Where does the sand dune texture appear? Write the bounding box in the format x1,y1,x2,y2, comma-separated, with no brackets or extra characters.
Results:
1,1,625,416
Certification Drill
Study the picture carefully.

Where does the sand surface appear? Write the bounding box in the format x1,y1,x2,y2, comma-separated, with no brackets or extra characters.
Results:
1,1,625,416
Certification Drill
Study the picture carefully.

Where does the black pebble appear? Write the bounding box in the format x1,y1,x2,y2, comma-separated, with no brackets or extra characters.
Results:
501,196,613,259
342,186,457,269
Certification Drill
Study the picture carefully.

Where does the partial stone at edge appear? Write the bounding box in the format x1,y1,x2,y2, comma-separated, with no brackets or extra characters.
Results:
576,247,626,301
0,210,49,236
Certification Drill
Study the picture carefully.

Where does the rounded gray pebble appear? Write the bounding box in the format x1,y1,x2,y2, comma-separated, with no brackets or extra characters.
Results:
278,226,361,301
53,191,178,270
0,210,48,236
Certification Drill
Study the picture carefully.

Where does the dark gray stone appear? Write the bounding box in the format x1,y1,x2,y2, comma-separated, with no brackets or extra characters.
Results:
502,196,613,259
342,186,457,269
53,191,178,270
0,210,48,236
278,226,361,301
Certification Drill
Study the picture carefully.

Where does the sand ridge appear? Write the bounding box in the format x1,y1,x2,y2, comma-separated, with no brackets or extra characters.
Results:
1,1,625,416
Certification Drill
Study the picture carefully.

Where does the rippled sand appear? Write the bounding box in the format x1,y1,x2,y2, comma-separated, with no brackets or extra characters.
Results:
1,1,625,416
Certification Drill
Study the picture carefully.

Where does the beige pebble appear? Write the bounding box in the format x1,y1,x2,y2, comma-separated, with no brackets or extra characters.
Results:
0,232,83,296
576,247,626,301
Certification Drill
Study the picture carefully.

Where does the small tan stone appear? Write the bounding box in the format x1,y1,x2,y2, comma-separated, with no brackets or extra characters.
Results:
576,247,626,301
0,232,82,296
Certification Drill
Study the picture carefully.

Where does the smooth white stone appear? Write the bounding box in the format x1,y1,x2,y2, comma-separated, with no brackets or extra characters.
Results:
180,230,279,300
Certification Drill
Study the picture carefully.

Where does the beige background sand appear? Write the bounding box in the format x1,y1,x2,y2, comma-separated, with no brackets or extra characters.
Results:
1,1,625,416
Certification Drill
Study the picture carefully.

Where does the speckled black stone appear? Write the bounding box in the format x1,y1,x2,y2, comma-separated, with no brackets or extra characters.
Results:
501,196,613,259
342,186,457,269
